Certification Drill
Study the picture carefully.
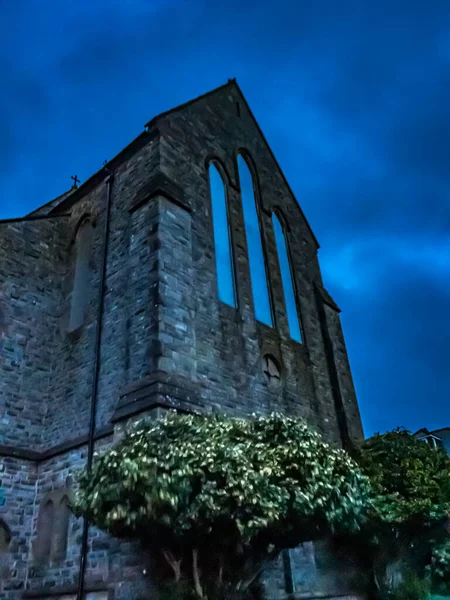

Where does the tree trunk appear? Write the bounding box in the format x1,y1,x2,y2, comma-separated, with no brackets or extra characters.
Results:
386,557,405,591
372,541,410,597
192,548,205,599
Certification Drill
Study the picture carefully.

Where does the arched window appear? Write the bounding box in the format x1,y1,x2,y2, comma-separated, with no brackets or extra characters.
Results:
272,213,302,343
53,496,70,560
237,154,273,326
68,219,93,332
208,162,237,307
36,499,54,562
34,489,71,564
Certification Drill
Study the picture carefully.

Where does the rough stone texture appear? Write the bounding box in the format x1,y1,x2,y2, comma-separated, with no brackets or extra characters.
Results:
155,84,361,443
0,81,364,599
0,218,68,449
0,457,37,596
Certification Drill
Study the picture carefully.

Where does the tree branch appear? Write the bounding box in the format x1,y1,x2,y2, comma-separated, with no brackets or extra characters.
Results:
192,548,205,598
217,553,224,586
237,545,280,591
240,563,265,591
161,549,182,582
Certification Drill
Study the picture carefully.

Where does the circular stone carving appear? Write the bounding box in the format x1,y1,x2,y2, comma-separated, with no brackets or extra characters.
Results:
262,355,282,388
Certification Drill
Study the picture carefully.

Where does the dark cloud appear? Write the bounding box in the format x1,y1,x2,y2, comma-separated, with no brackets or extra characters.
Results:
1,0,449,434
333,250,450,435
0,57,51,175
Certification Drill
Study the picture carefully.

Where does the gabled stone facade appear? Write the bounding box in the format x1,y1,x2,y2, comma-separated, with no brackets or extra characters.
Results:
0,81,364,599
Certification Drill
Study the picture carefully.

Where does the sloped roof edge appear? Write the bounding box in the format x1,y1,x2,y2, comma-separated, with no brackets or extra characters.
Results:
27,188,75,217
146,79,320,248
51,82,234,215
47,79,320,249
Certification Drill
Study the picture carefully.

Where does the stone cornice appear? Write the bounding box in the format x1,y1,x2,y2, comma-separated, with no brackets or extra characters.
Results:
112,370,201,423
0,424,114,463
129,171,192,214
0,372,201,463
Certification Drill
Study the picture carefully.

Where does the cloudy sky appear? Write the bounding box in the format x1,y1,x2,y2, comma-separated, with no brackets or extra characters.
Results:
1,0,449,436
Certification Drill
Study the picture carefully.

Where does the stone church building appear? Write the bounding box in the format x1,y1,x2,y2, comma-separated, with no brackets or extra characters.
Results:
0,80,365,599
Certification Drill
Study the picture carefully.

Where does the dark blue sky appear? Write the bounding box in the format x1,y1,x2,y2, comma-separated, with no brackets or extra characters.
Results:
1,0,449,436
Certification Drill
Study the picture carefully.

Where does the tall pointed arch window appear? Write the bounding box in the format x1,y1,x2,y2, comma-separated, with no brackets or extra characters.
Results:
36,500,54,563
208,162,237,307
237,153,273,326
34,489,71,564
68,219,93,332
53,495,70,561
272,213,303,342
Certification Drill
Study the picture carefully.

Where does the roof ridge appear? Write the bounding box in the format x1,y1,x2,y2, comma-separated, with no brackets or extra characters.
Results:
47,78,321,250
145,80,236,129
146,79,320,248
49,80,237,216
27,188,75,217
231,82,319,248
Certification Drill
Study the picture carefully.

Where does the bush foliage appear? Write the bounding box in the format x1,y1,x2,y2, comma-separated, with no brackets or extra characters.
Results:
75,415,450,598
74,411,370,599
353,429,450,597
355,429,450,527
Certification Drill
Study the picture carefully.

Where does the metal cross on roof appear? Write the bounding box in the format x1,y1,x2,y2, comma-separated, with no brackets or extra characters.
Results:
71,175,80,189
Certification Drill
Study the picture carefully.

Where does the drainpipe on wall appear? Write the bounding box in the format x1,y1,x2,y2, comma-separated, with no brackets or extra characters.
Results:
76,170,114,600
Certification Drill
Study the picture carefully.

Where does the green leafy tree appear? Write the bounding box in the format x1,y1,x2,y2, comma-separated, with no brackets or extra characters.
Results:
382,571,430,600
427,538,450,596
74,411,370,599
352,429,450,597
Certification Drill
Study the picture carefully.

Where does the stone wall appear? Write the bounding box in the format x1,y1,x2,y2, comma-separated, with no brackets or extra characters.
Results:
0,81,364,599
0,218,68,450
39,131,160,449
0,437,138,600
264,541,368,599
1,83,362,453
153,83,362,443
0,457,37,596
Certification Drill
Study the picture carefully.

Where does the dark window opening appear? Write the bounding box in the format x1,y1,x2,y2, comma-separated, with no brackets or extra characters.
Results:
272,213,302,342
237,154,273,326
208,163,237,307
68,220,93,333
